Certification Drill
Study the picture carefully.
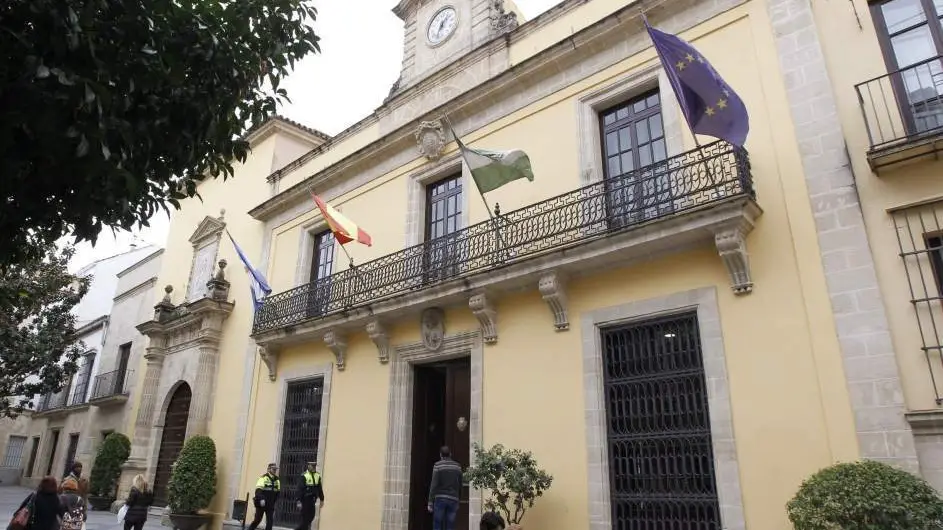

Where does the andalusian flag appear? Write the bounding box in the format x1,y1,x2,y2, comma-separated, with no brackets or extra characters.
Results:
454,136,535,194
310,193,373,246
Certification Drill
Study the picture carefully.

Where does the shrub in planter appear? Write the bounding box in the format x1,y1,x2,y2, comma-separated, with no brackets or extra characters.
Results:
787,460,943,530
166,435,217,515
88,432,131,507
464,443,553,527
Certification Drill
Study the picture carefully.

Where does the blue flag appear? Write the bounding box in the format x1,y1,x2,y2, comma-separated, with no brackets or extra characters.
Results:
226,231,272,312
644,20,750,146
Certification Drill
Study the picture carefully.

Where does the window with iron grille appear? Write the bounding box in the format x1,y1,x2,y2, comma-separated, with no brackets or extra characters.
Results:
275,378,324,527
599,89,673,228
306,230,336,318
601,312,721,529
425,173,464,282
2,436,26,468
893,201,943,404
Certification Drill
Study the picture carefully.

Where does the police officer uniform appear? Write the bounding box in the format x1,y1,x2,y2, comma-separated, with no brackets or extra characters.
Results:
249,466,281,530
295,462,324,530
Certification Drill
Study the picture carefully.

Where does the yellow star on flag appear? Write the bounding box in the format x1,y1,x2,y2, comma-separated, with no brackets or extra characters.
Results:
676,60,686,70
706,107,716,117
686,53,695,63
717,98,728,109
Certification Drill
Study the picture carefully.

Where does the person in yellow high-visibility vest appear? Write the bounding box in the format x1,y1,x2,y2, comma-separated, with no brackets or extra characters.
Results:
294,462,324,530
248,463,280,530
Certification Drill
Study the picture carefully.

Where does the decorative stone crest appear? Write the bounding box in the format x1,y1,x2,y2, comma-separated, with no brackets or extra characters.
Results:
258,345,277,382
415,120,447,161
490,0,519,36
714,227,753,295
366,320,391,364
538,272,569,331
421,308,446,351
324,330,348,371
205,259,231,301
469,294,497,343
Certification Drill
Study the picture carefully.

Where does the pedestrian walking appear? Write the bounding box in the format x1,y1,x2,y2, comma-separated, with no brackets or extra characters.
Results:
59,462,83,493
9,477,65,530
248,463,280,530
294,462,324,530
59,476,87,530
122,474,154,530
427,446,463,530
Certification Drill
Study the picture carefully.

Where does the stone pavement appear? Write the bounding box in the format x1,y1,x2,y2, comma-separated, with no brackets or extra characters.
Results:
0,486,164,530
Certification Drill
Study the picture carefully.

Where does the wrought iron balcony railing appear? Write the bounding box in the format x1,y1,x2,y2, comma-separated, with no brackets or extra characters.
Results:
69,380,89,406
37,390,68,412
253,141,754,335
856,56,943,151
91,369,132,400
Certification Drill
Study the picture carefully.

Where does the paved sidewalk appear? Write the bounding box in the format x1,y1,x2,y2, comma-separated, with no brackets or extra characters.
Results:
0,486,164,530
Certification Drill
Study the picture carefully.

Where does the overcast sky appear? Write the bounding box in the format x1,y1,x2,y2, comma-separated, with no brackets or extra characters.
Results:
68,0,559,270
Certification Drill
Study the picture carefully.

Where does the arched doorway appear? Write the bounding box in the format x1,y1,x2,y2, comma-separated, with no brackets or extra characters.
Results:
152,383,192,506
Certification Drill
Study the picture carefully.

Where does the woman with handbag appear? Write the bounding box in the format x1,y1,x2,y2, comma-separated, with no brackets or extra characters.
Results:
120,474,153,530
8,476,65,530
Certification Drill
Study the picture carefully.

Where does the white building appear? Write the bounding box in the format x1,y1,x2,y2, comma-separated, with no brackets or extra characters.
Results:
8,246,163,486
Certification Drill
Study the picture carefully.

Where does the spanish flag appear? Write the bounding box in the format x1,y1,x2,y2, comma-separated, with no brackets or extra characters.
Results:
310,193,373,247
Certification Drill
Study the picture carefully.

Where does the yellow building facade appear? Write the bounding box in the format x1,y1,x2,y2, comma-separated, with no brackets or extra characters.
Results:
128,0,943,529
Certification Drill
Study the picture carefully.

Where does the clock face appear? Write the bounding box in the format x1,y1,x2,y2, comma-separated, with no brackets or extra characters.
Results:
427,6,458,46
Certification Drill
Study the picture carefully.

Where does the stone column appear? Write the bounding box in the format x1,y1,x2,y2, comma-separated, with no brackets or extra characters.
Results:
119,336,167,498
186,343,220,437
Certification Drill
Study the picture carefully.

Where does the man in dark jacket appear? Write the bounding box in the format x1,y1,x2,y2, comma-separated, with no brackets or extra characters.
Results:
294,461,324,530
249,463,280,530
427,446,463,530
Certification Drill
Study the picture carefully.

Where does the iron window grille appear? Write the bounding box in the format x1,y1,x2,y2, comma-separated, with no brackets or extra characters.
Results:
275,378,325,527
893,200,943,403
2,436,27,468
601,312,721,530
253,141,753,335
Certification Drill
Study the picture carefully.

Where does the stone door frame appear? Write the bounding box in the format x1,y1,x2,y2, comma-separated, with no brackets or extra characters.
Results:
380,330,484,530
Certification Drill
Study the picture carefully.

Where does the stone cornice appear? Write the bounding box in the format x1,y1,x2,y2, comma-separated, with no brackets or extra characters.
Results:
75,315,109,337
113,277,158,304
249,0,718,222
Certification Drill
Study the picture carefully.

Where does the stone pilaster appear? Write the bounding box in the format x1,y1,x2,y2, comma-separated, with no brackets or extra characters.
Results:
129,342,167,461
187,344,220,436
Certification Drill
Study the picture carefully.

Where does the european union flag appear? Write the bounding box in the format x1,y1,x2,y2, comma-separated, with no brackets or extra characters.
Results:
644,20,750,147
226,230,272,313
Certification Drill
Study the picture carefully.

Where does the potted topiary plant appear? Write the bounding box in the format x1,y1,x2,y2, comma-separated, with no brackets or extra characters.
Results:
464,443,553,529
87,432,131,511
166,435,217,530
787,460,943,529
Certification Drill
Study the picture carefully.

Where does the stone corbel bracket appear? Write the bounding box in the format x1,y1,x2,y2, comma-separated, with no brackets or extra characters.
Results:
714,223,755,295
366,320,391,364
324,330,348,371
258,345,278,382
538,271,569,331
469,294,498,343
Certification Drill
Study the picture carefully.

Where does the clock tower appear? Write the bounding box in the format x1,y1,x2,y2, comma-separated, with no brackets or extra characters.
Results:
389,0,522,95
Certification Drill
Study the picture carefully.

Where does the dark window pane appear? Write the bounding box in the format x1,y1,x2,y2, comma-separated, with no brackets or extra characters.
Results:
633,99,647,113
639,145,652,167
646,93,660,107
604,112,616,125
617,107,629,120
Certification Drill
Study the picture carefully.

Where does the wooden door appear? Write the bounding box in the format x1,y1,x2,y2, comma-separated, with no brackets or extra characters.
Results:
152,384,192,506
408,359,470,530
446,363,471,530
